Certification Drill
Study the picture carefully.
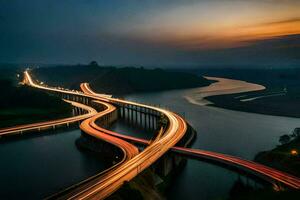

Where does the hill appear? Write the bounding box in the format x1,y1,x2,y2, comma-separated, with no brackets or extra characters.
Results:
32,65,212,95
0,79,72,128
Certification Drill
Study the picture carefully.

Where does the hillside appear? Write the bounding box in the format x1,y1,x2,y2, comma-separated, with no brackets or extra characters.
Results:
32,65,212,95
0,79,72,128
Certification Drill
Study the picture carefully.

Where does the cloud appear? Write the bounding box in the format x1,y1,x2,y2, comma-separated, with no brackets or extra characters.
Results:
257,17,300,26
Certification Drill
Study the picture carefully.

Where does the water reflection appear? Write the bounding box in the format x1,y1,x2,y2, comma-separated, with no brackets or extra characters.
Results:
123,87,300,199
167,159,267,200
0,129,107,199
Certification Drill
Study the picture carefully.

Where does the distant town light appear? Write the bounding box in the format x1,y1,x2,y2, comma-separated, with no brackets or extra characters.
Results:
291,149,298,156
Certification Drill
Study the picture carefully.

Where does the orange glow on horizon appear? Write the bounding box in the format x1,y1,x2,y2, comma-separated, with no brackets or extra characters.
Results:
168,19,300,50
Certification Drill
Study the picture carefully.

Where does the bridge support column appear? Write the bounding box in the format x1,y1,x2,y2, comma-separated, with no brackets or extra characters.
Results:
121,106,125,118
147,114,151,130
130,105,134,123
135,106,138,125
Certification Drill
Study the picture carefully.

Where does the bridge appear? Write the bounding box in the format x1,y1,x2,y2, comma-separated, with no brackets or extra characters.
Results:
80,82,300,190
0,100,97,136
23,70,187,199
79,83,300,190
4,70,299,199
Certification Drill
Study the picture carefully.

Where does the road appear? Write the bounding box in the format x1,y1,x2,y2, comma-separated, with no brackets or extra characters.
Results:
81,83,300,190
0,100,97,136
50,100,139,200
84,116,300,190
22,71,300,198
172,147,300,190
24,71,187,199
65,84,187,199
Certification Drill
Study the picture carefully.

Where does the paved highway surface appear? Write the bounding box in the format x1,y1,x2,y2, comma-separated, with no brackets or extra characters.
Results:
24,71,187,199
0,100,97,136
81,83,300,190
20,71,300,199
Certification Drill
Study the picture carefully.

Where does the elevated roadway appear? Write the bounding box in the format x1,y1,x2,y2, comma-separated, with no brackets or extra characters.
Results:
23,71,300,198
0,100,97,136
24,71,187,199
81,83,300,190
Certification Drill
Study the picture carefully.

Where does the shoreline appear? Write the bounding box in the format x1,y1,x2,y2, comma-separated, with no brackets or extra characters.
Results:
254,136,300,178
184,76,266,106
184,76,300,118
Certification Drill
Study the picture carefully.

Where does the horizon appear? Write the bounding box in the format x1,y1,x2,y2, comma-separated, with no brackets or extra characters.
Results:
1,61,300,70
1,0,300,67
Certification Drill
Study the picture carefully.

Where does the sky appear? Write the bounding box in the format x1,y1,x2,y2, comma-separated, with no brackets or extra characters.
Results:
1,0,300,67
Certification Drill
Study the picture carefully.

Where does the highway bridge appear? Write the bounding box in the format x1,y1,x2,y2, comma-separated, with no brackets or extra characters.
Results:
23,71,187,199
80,83,300,191
0,100,97,136
10,70,300,199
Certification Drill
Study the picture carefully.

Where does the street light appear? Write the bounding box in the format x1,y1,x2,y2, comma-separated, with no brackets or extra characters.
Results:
291,149,298,156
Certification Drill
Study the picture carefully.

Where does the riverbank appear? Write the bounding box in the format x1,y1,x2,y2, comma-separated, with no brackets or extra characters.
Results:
125,81,300,199
0,79,73,128
185,76,265,106
254,135,300,178
32,65,212,95
186,76,300,118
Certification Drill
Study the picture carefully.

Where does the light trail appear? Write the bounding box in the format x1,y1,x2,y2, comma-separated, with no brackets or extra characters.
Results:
24,72,187,199
81,83,300,191
23,71,300,199
0,100,97,136
66,83,187,199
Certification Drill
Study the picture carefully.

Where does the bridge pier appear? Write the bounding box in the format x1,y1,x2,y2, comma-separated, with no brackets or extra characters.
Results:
76,132,123,164
116,103,161,132
134,106,138,125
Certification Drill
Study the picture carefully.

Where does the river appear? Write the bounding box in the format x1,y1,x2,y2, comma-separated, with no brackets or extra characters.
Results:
2,77,300,199
121,77,300,199
0,129,107,199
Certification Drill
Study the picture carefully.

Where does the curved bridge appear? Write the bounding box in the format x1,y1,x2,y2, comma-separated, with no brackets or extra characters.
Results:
0,100,97,136
23,71,187,199
80,83,300,191
16,71,300,199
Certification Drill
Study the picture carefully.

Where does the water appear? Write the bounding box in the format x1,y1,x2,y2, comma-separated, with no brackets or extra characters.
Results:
126,88,300,159
0,129,107,199
122,87,300,199
110,119,154,140
2,84,299,199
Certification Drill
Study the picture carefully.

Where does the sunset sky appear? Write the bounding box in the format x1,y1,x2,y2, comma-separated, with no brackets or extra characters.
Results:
1,0,300,67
